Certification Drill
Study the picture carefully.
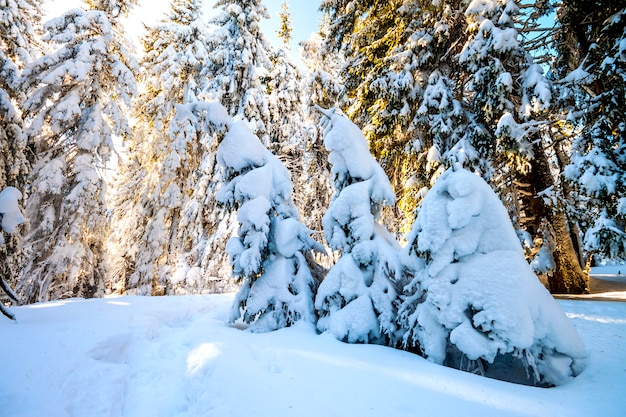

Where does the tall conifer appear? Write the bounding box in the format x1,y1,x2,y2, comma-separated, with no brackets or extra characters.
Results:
18,1,137,302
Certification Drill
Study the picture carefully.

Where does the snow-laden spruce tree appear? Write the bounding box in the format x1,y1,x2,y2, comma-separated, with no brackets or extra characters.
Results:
266,4,322,265
217,119,323,332
203,0,272,147
17,2,137,302
314,107,402,345
389,2,487,229
0,0,43,294
0,0,42,191
562,8,626,263
267,3,306,181
108,0,220,295
398,166,586,386
0,187,26,319
298,17,343,239
162,101,235,294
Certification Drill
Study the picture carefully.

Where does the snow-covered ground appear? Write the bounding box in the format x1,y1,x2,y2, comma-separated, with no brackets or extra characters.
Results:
1,278,625,417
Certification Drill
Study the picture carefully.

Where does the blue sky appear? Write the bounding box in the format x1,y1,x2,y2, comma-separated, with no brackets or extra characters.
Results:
260,1,322,50
47,1,322,54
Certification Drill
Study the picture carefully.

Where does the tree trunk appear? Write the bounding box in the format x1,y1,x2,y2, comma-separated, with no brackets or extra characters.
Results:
553,142,585,268
545,212,589,293
531,143,589,294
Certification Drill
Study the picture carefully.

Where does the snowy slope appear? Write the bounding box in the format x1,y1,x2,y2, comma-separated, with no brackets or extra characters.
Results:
1,293,625,417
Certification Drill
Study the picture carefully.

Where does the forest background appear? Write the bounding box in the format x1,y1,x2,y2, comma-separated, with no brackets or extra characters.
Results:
0,0,624,310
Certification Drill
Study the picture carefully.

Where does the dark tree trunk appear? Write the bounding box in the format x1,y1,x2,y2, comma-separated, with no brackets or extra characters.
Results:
530,143,588,294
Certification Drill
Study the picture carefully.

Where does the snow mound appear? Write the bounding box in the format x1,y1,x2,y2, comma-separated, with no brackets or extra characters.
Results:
400,167,586,386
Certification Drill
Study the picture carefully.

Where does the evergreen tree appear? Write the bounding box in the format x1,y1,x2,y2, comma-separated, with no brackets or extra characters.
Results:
162,101,234,294
390,1,484,231
203,0,273,146
319,0,590,293
559,5,626,263
0,0,41,188
217,119,323,332
299,15,343,239
314,107,401,345
17,2,137,302
319,1,484,233
276,1,292,45
109,0,219,295
0,0,42,298
397,167,586,386
300,12,344,111
267,3,309,223
319,0,407,230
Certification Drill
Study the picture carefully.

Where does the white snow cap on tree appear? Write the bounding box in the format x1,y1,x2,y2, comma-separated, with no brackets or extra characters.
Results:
217,118,323,332
0,187,26,245
399,167,586,386
314,107,401,345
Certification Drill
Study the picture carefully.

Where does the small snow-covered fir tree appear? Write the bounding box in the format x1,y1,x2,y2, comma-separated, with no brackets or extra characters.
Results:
0,187,26,319
17,2,137,302
217,119,323,332
203,0,273,146
109,0,220,295
314,107,402,345
398,167,586,386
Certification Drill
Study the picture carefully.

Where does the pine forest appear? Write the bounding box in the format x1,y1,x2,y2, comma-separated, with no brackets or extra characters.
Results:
0,0,624,387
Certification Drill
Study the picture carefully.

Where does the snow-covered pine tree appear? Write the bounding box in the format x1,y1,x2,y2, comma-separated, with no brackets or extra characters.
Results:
386,1,486,231
266,5,329,275
0,0,43,298
217,118,323,332
203,0,272,147
318,0,485,233
561,7,626,263
109,0,218,295
300,12,344,112
298,15,342,239
319,0,408,232
17,2,137,302
0,0,41,190
267,2,307,202
397,166,586,386
314,107,402,345
164,101,235,294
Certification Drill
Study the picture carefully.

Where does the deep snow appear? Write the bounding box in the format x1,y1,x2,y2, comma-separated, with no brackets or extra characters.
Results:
1,280,625,417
